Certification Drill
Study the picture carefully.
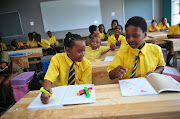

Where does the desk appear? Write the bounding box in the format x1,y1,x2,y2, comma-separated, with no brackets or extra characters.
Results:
1,84,180,119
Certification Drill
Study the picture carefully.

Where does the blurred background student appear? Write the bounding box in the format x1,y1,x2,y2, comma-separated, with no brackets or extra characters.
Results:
0,37,7,51
26,33,38,48
106,19,119,38
158,18,170,31
11,39,24,51
98,24,107,41
86,25,99,46
148,20,159,32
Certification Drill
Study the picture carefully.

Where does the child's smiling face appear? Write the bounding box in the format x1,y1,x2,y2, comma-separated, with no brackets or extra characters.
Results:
125,25,147,49
99,25,104,33
115,25,121,36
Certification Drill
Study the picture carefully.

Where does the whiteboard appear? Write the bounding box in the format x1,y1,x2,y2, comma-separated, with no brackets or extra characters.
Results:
40,0,102,32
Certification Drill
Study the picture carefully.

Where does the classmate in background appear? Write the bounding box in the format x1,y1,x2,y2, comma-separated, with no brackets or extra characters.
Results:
158,18,170,31
32,31,37,38
11,39,24,51
0,37,7,51
41,32,92,104
35,34,56,55
0,45,23,106
107,25,128,49
84,36,115,60
86,25,99,46
26,33,38,48
148,20,159,32
108,16,165,80
106,19,119,38
98,24,107,41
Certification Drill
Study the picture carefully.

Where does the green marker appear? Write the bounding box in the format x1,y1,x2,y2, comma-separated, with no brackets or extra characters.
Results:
84,87,90,98
40,87,55,98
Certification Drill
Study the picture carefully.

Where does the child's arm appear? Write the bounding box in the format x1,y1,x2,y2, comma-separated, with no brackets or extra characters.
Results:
10,58,17,74
109,65,128,79
145,66,164,77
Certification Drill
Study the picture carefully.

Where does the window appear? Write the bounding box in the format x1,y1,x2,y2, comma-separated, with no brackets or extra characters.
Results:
172,0,180,25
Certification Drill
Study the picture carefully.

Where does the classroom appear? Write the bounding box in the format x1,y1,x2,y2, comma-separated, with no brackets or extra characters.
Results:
0,0,180,118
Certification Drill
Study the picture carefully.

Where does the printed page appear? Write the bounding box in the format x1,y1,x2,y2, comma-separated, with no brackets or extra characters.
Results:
163,66,180,76
27,86,67,110
119,77,158,97
146,73,180,93
104,56,114,62
62,84,96,105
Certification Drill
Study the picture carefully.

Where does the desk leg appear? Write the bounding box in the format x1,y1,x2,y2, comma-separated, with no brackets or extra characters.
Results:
173,51,177,68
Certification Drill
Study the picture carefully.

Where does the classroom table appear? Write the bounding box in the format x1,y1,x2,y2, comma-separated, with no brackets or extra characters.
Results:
1,84,180,119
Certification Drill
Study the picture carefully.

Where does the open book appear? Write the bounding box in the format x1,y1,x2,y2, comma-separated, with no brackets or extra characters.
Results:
119,73,180,97
27,84,96,110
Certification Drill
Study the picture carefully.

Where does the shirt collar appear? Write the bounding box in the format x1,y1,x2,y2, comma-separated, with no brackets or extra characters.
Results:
130,42,147,56
65,52,80,66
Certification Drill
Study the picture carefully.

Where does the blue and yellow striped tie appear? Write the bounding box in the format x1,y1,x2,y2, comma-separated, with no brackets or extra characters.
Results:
130,51,141,79
68,62,75,85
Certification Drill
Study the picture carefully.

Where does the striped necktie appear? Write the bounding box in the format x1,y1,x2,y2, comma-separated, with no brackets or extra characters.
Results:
130,51,141,79
68,62,75,85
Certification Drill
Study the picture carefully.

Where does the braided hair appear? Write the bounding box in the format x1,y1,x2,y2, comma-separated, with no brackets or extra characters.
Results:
64,32,83,49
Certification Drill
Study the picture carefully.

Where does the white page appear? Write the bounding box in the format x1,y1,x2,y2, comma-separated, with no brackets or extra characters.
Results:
27,86,67,110
163,66,180,76
62,84,96,105
104,56,114,62
119,77,158,97
101,41,108,44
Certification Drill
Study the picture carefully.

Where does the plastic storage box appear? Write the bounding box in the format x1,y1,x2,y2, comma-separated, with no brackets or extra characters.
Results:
41,55,53,73
10,71,35,102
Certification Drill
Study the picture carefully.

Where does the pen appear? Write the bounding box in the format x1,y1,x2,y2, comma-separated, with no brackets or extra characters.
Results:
40,87,55,98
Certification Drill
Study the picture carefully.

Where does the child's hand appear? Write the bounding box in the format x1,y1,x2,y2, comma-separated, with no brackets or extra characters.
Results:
110,44,115,50
109,65,128,79
41,88,53,104
116,40,121,46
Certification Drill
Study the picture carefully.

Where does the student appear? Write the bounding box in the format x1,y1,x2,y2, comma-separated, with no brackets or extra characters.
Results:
106,19,119,38
148,20,159,32
158,18,170,31
86,25,99,46
0,45,23,106
35,34,56,55
46,31,58,46
32,31,37,38
11,39,24,51
84,36,114,60
26,33,38,48
107,25,128,49
107,16,165,79
0,37,7,51
98,24,107,41
40,32,92,104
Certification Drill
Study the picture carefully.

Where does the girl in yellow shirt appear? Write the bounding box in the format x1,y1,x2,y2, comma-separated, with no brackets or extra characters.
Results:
148,20,159,32
98,24,107,41
41,32,92,104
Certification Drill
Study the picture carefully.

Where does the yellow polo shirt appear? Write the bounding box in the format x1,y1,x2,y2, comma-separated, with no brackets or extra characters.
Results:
38,39,51,48
148,26,159,32
99,32,105,41
44,53,92,86
107,34,128,48
158,22,169,31
167,24,180,36
0,42,7,51
84,46,109,60
26,39,38,47
107,43,166,79
47,36,57,45
12,42,24,50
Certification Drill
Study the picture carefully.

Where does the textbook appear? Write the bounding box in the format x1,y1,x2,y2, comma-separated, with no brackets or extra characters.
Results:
119,73,180,97
27,84,96,110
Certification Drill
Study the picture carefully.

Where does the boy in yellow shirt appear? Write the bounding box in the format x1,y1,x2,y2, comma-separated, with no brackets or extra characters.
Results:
148,20,159,32
158,18,170,31
0,37,7,51
107,25,128,49
84,36,115,60
107,16,165,79
11,39,24,50
86,25,99,46
46,31,58,46
26,33,38,48
41,32,92,104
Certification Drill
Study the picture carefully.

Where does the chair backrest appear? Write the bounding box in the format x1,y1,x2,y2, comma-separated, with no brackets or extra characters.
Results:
11,56,29,69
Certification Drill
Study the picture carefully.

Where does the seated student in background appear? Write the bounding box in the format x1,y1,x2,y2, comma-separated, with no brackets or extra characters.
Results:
107,16,165,80
0,37,7,51
32,31,37,38
107,25,128,49
106,19,119,38
86,25,99,46
0,45,23,106
148,20,159,32
98,24,107,41
35,34,56,55
84,36,115,60
26,33,38,48
158,18,170,31
11,39,24,51
41,32,92,104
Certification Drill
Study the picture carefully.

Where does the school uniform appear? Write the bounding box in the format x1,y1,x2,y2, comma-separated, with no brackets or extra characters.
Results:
99,32,105,41
167,24,180,36
47,36,57,45
0,51,23,77
107,34,128,48
148,26,159,32
12,42,24,50
38,39,51,48
84,46,109,60
158,22,170,31
107,43,166,79
44,53,92,86
0,42,7,51
106,29,115,38
26,39,38,47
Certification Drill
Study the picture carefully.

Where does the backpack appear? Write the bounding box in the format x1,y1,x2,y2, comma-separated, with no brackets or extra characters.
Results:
28,71,45,91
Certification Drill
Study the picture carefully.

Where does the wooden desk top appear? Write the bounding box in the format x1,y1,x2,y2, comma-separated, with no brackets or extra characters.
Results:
1,84,180,119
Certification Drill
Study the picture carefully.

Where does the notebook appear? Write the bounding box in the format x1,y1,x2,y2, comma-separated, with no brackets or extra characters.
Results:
104,56,114,62
27,84,96,110
119,73,180,97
